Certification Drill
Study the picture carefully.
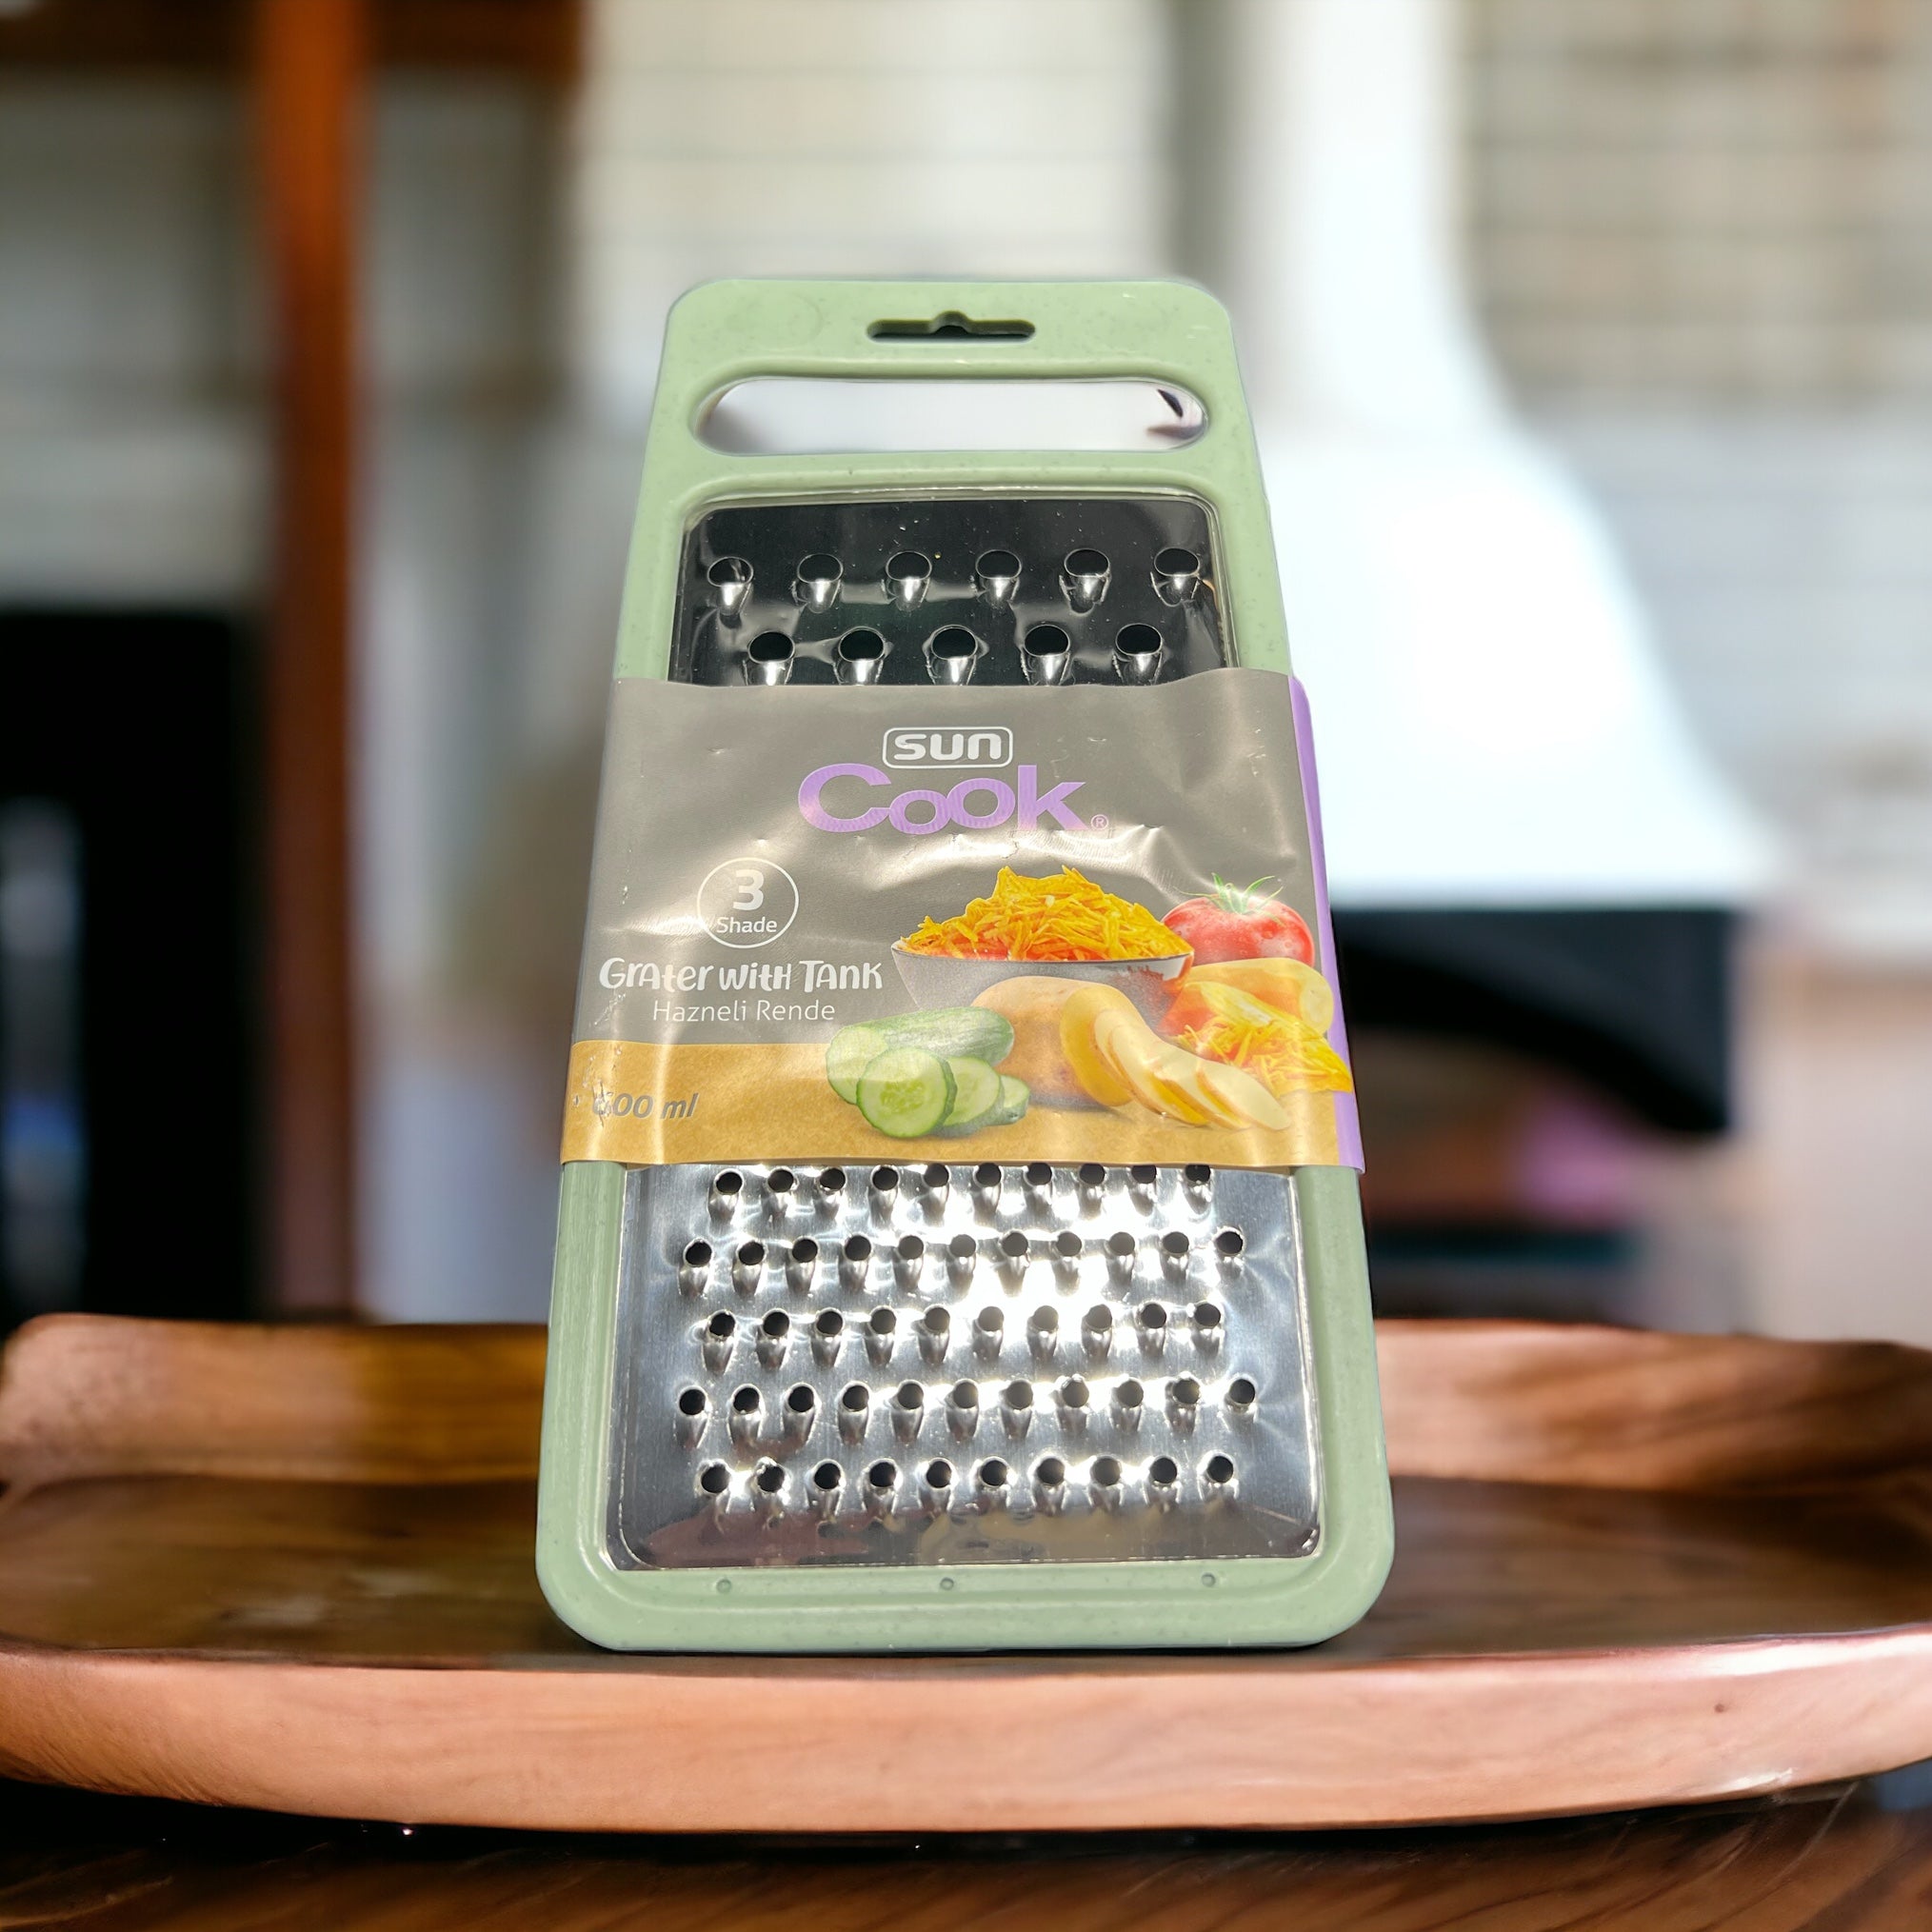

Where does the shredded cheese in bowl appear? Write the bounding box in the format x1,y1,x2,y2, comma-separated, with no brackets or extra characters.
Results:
901,866,1187,963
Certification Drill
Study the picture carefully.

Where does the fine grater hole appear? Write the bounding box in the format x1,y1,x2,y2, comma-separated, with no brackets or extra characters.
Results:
1226,1375,1258,1410
948,1378,977,1407
1024,1161,1053,1187
1214,1227,1245,1259
698,1462,730,1496
818,1166,846,1197
676,1387,706,1417
1082,1305,1112,1339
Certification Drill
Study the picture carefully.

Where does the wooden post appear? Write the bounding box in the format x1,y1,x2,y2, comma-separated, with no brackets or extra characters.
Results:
254,0,367,1315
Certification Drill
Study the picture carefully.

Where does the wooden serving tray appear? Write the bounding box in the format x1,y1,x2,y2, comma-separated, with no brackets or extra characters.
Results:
4,1315,1932,1832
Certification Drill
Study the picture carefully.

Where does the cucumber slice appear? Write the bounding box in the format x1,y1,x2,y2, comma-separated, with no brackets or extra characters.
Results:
988,1075,1030,1125
826,1024,890,1105
855,1047,955,1139
942,1056,1002,1128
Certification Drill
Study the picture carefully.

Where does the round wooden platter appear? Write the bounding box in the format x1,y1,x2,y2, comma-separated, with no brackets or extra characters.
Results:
5,1315,1932,1833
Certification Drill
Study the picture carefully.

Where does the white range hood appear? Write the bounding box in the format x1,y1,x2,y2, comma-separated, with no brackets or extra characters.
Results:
1202,0,1771,909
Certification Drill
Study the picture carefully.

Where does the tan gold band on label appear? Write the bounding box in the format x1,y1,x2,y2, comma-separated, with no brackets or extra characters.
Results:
562,1039,1342,1168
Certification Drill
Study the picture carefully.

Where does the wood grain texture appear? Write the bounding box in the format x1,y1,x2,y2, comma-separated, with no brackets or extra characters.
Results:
8,1315,1932,1830
10,1312,1932,1491
5,1782,1932,1931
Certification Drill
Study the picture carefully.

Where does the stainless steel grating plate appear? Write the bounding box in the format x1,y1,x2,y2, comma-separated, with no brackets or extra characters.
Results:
606,1161,1319,1569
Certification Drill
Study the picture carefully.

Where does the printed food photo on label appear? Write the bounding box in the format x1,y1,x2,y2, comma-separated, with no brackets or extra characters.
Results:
820,866,1352,1143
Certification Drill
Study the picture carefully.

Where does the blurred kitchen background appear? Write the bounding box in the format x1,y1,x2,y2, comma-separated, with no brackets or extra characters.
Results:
1,0,1928,1343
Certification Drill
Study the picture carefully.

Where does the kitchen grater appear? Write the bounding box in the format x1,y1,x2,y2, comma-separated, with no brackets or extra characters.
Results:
538,280,1392,1651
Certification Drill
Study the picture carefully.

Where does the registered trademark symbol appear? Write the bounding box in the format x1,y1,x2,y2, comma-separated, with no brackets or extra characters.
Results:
1089,814,1109,831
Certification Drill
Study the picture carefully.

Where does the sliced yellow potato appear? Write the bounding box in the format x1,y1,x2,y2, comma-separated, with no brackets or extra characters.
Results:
1058,982,1138,1108
1191,1058,1291,1131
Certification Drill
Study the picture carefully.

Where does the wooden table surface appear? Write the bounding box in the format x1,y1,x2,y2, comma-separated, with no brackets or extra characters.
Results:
10,1316,1932,1834
7,1774,1932,1929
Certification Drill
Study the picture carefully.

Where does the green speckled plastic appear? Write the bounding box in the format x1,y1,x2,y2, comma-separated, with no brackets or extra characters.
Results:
537,279,1392,1651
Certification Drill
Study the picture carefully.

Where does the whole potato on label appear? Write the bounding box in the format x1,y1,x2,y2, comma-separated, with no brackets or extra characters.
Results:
970,975,1106,1108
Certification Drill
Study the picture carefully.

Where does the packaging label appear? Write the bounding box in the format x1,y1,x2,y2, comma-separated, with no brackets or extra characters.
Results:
563,667,1361,1170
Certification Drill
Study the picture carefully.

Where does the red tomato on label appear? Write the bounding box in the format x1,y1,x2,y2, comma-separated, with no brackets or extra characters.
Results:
1164,876,1315,965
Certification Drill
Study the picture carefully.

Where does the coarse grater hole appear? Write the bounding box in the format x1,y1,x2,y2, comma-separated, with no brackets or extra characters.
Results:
1215,1227,1245,1259
754,1461,787,1495
1227,1376,1258,1410
1205,1454,1236,1484
707,554,752,589
676,1387,706,1416
1054,1229,1083,1260
1078,1161,1106,1188
786,1383,815,1414
866,1459,897,1490
1194,1302,1224,1331
731,1385,761,1414
894,1380,923,1409
698,1462,730,1496
921,1161,949,1190
1000,1228,1029,1260
897,1233,925,1261
1130,1164,1158,1186
683,1239,712,1267
1024,1161,1053,1188
1116,1377,1145,1414
869,1307,897,1337
840,1383,868,1412
1161,1230,1190,1259
714,1170,743,1198
762,1310,789,1337
706,1311,734,1338
1148,1454,1179,1486
768,1166,796,1196
872,1165,899,1194
845,1233,873,1263
1005,1378,1033,1410
1105,1230,1136,1259
812,1460,843,1491
949,1232,978,1261
975,548,1020,584
978,1457,1011,1489
930,627,978,658
819,1166,846,1196
924,1458,953,1490
974,1161,1002,1191
1092,1455,1122,1485
816,1308,844,1338
835,629,886,683
1036,1456,1067,1488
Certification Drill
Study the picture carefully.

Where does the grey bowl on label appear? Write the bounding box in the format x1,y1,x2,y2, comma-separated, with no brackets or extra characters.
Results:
890,946,1191,1022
